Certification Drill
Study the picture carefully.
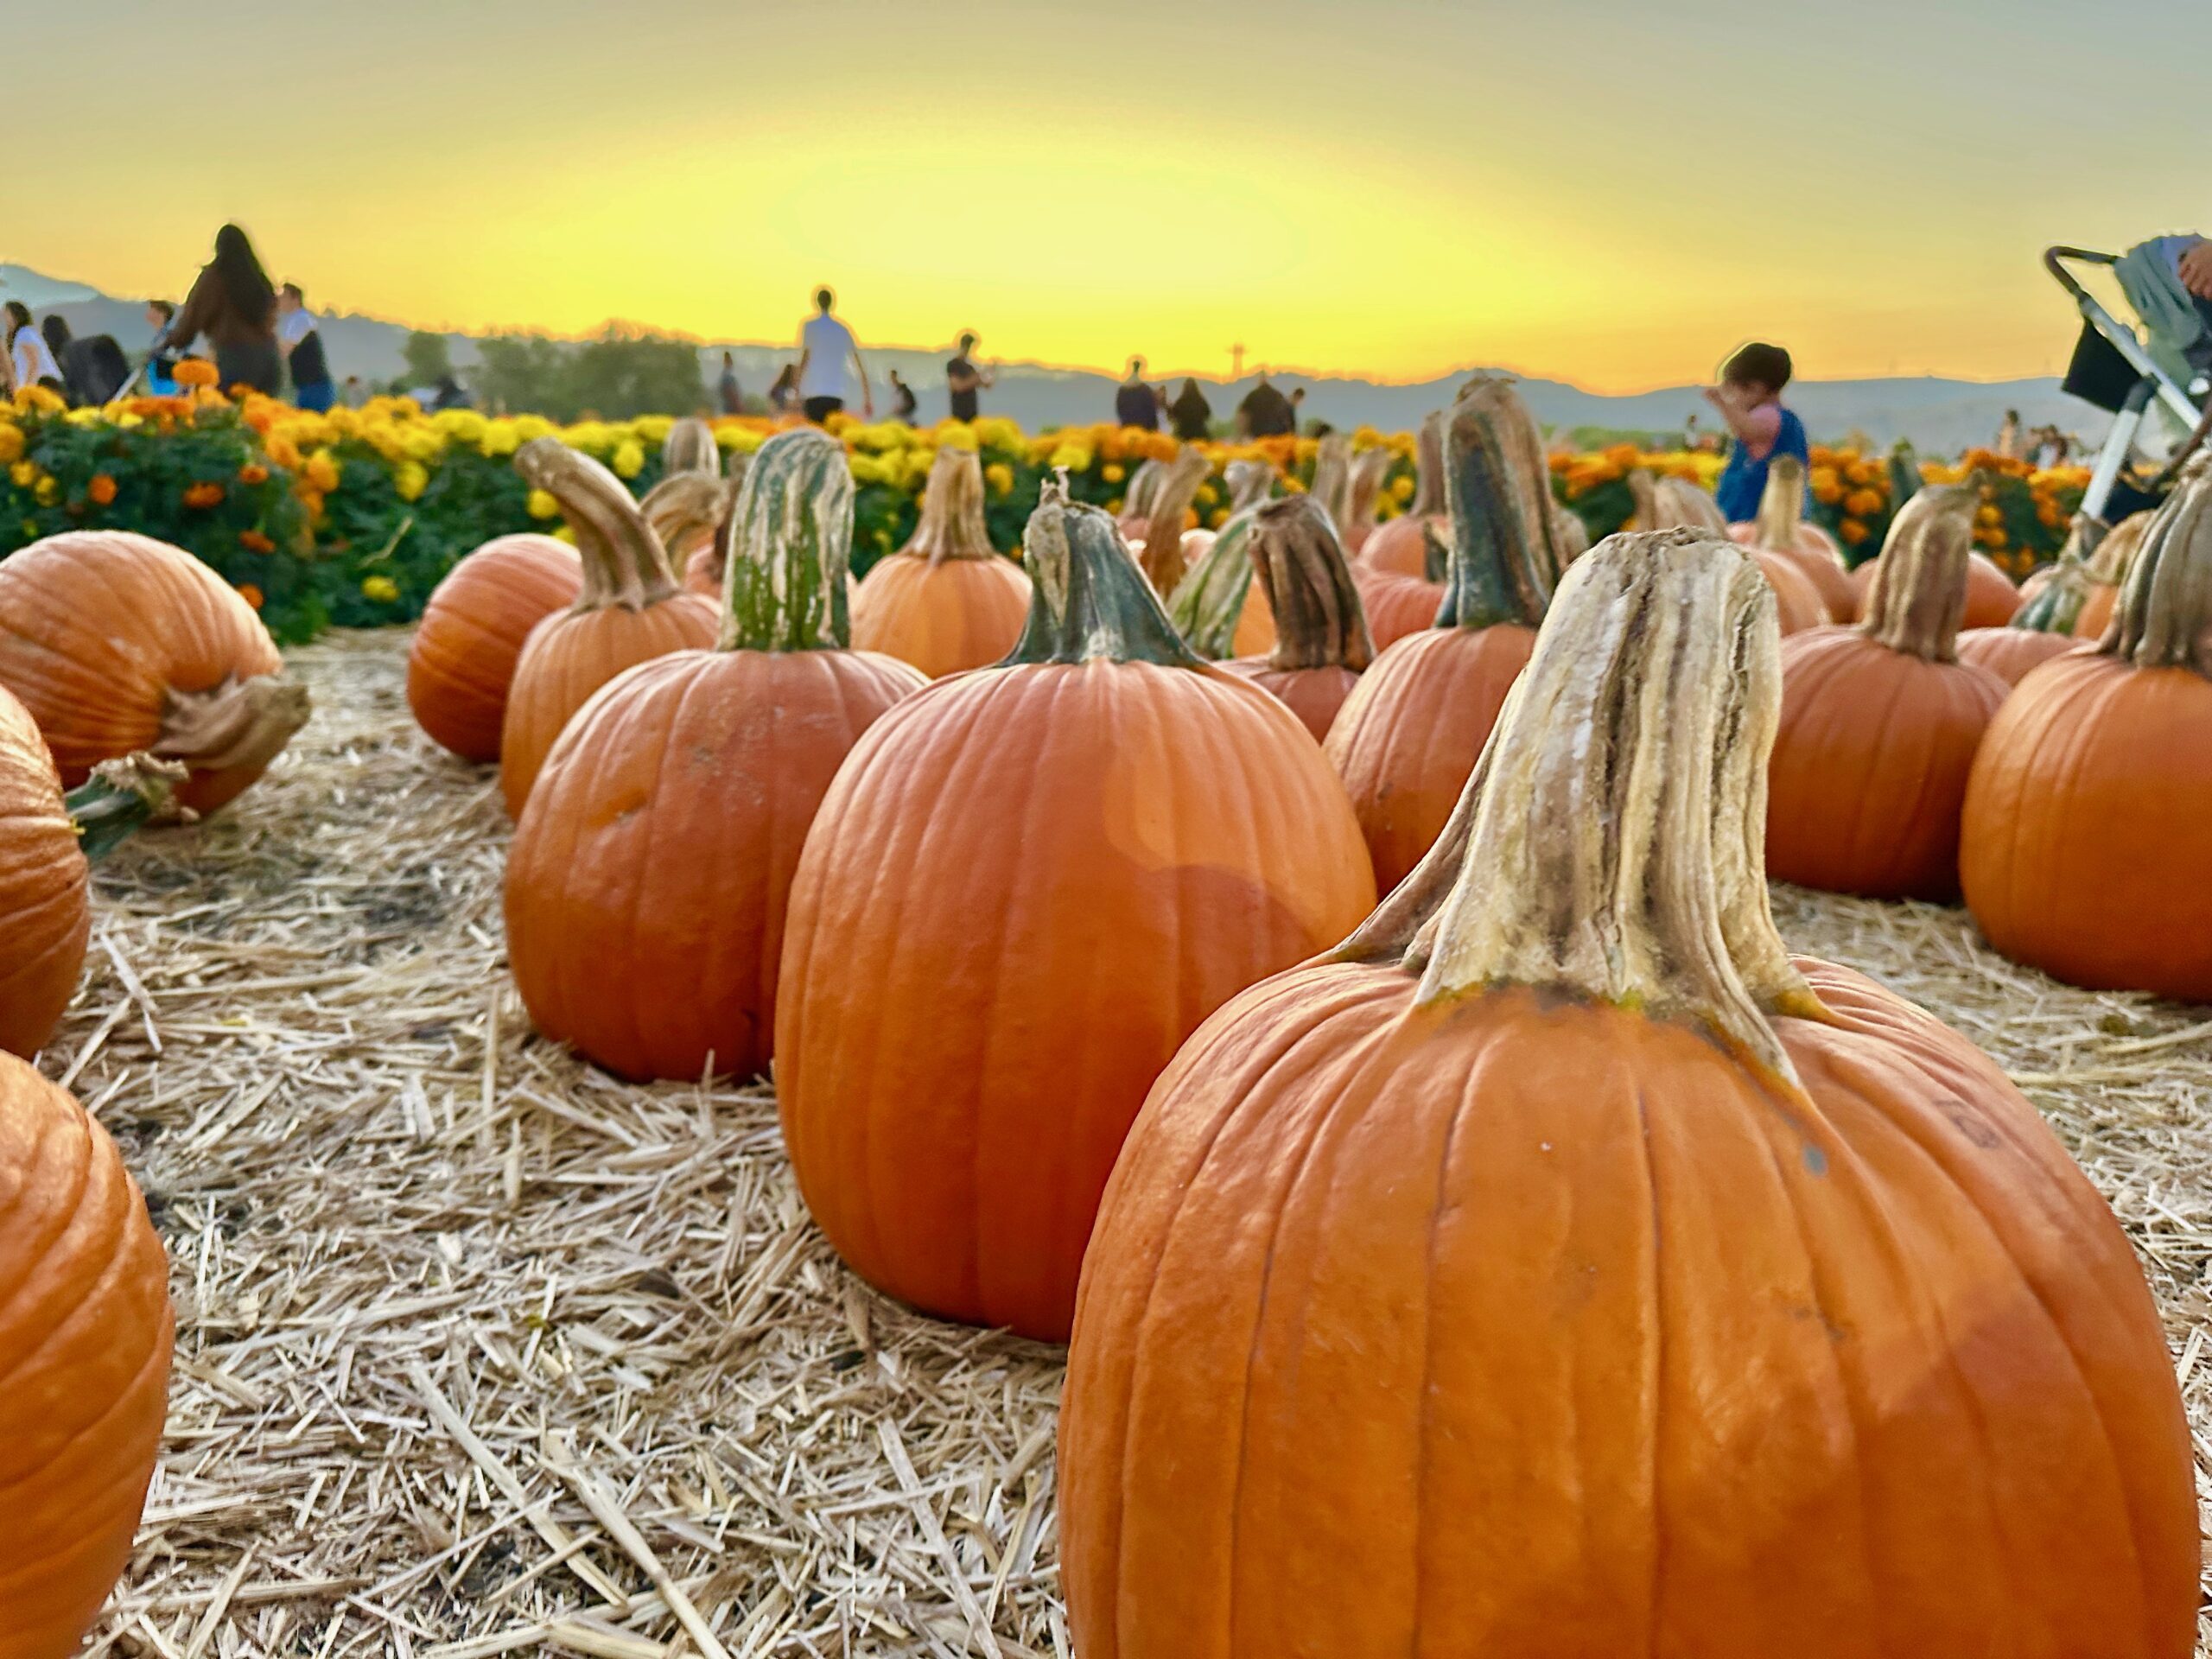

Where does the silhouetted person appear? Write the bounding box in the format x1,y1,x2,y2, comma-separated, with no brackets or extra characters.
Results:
716,351,742,415
946,331,994,422
1236,371,1296,439
168,224,281,395
41,315,128,405
1168,378,1211,441
887,369,918,423
767,364,801,416
1116,356,1160,430
796,286,870,423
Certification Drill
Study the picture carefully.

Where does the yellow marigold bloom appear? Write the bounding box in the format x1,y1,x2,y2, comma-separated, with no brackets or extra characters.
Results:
63,407,104,429
526,488,560,520
1975,504,2002,526
1102,463,1126,485
1047,444,1090,474
1208,507,1228,529
512,415,556,442
564,422,613,454
10,459,38,490
611,440,645,480
432,409,487,447
265,435,305,473
1196,484,1218,507
394,461,430,502
361,575,401,603
899,448,935,489
33,475,59,506
1390,474,1415,502
721,427,766,456
985,462,1015,498
0,426,22,464
938,420,980,454
552,524,578,546
975,416,1023,453
847,453,895,486
632,415,675,444
480,421,521,459
305,452,341,493
15,385,66,414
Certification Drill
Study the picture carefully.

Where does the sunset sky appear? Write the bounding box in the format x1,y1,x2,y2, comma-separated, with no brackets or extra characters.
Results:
11,0,2206,391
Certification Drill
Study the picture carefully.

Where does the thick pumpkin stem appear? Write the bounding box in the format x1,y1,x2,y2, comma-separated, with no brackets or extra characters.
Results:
1139,449,1211,594
2013,516,2097,634
1633,468,1731,536
1858,483,1976,662
1224,459,1272,515
659,416,721,478
1352,531,1817,1080
1341,447,1394,543
904,448,997,567
718,426,855,653
1250,496,1373,673
1433,377,1558,632
2105,469,2212,676
1165,509,1261,658
1752,455,1810,548
67,755,189,858
1012,478,1203,668
1308,435,1352,532
515,439,680,610
155,675,313,778
1408,410,1447,518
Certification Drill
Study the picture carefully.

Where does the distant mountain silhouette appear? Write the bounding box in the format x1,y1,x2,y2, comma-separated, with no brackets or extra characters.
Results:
1,262,2113,452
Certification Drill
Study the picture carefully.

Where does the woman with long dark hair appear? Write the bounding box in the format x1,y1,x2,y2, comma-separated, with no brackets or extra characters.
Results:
167,223,281,395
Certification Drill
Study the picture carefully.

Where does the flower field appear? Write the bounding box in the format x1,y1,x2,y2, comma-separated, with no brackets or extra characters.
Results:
1,386,2092,644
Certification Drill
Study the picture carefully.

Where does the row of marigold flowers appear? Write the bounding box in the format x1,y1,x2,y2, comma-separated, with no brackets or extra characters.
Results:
0,380,2090,644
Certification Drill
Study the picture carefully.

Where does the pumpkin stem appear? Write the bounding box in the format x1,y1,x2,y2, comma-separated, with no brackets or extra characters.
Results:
2012,515,2098,633
659,416,721,478
2103,469,2212,676
67,755,189,860
1250,496,1373,672
1139,449,1211,594
1009,477,1204,668
639,471,735,569
1408,410,1447,518
1164,508,1262,658
1346,529,1819,1080
1633,467,1731,535
1857,482,1977,662
515,439,680,610
1122,457,1166,521
1341,447,1395,543
717,426,855,653
1224,459,1273,515
1308,435,1353,531
904,448,998,568
1433,377,1558,632
1751,454,1813,551
154,674,313,779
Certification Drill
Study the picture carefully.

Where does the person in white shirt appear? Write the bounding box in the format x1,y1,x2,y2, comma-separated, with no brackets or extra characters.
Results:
276,283,336,411
5,302,64,394
795,287,871,424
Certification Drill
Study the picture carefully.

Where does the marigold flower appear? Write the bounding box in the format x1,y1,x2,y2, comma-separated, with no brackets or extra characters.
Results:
182,482,226,510
174,359,220,389
394,461,429,503
526,489,560,520
1390,475,1415,502
88,474,117,506
9,460,35,490
238,529,276,554
238,463,270,486
16,385,66,413
361,575,400,603
1839,518,1869,545
1101,463,1126,485
33,475,58,506
236,583,264,611
984,462,1014,498
0,426,21,464
305,453,341,493
1845,489,1884,518
610,440,645,480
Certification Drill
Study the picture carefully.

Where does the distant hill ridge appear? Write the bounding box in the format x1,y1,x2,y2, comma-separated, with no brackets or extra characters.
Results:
1,262,2109,453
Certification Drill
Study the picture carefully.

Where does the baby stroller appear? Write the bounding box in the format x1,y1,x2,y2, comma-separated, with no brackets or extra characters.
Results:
2046,243,2211,526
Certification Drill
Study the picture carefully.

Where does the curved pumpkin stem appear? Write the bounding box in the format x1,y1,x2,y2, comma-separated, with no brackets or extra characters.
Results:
1224,459,1273,515
640,471,735,563
1165,508,1261,658
1011,477,1202,668
660,416,721,478
1139,449,1211,594
905,448,997,567
1858,483,1977,662
1433,377,1558,632
2104,469,2212,676
67,754,189,857
1402,530,1816,1078
1252,495,1372,672
1122,457,1166,520
1308,435,1353,532
155,675,314,779
1340,447,1395,544
2012,515,2098,634
718,426,855,653
515,439,681,610
1408,410,1447,518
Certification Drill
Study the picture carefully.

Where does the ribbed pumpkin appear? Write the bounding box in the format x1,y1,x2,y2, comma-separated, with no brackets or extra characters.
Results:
406,535,583,762
850,447,1033,677
498,441,718,817
1961,472,2212,1000
1357,410,1447,575
777,480,1375,1342
0,699,178,1058
508,429,923,1084
1218,496,1374,741
0,1051,175,1659
1166,462,1281,661
1325,377,1556,893
1351,528,1446,652
1767,485,2009,899
1061,532,2198,1659
1731,454,1856,620
1636,468,1827,632
1852,542,2023,631
0,531,309,815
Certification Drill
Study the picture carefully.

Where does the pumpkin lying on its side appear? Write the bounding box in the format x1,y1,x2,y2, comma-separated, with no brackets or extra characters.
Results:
406,535,583,762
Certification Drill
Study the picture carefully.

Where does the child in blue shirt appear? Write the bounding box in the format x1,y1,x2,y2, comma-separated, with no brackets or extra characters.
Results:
1708,341,1810,524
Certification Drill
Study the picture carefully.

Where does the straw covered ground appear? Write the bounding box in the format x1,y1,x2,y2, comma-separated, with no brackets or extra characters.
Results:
54,630,2212,1657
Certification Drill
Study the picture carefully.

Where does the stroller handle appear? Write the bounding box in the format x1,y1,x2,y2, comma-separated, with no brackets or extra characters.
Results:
2044,245,2118,306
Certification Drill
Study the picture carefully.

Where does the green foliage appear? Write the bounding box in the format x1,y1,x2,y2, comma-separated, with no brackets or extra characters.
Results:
474,328,707,423
402,331,454,388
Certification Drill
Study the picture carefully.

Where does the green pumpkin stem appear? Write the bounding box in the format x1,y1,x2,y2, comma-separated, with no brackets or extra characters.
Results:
68,755,188,860
514,439,680,609
1433,378,1559,632
2105,469,2212,676
1858,483,1977,662
905,448,998,567
1251,496,1372,672
1224,459,1274,516
717,426,855,652
1165,510,1262,658
1010,478,1204,668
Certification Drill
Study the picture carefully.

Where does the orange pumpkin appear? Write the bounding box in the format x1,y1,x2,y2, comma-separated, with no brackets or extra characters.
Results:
1853,544,2022,631
1062,533,2198,1659
499,441,718,817
1767,485,2009,899
1351,545,1446,651
0,1051,175,1657
1357,410,1447,575
1637,469,1827,632
509,428,924,1083
1219,495,1374,742
0,531,308,815
1955,625,2080,686
1962,473,2212,1000
1730,454,1856,621
406,535,582,762
2070,509,2153,639
776,480,1375,1341
850,447,1033,677
1326,376,1556,892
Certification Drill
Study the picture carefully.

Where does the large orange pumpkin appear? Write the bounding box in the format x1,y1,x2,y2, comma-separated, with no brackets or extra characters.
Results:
499,441,718,817
1766,484,2009,899
406,535,582,762
1166,461,1281,660
1357,409,1447,575
1731,454,1856,620
508,428,923,1083
776,480,1375,1342
1351,538,1446,651
1218,495,1374,741
1961,472,2212,1000
850,447,1033,677
1061,533,2198,1659
1637,468,1827,632
1326,376,1556,892
0,699,178,1059
0,531,308,815
1852,542,2022,630
0,1051,175,1658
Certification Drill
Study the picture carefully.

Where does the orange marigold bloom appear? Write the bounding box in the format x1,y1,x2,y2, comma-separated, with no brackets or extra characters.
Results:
238,463,270,486
238,529,276,554
235,583,264,611
174,359,220,389
87,474,118,506
1839,518,1870,546
182,482,226,510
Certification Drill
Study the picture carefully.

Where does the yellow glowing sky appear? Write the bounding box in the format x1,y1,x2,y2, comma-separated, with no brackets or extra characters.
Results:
12,0,2208,391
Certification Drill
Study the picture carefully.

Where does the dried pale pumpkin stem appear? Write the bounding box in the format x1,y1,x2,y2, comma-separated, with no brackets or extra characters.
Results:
1408,410,1447,518
1859,483,1977,662
1632,468,1731,536
659,416,721,478
1224,459,1273,515
719,426,854,653
2106,470,2212,677
154,675,313,778
1250,496,1372,672
639,472,736,564
67,755,189,858
904,448,997,567
1409,530,1815,1080
1433,377,1557,632
1341,447,1394,542
1139,449,1212,594
1308,435,1352,533
1753,454,1809,549
515,439,680,609
1012,477,1202,668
